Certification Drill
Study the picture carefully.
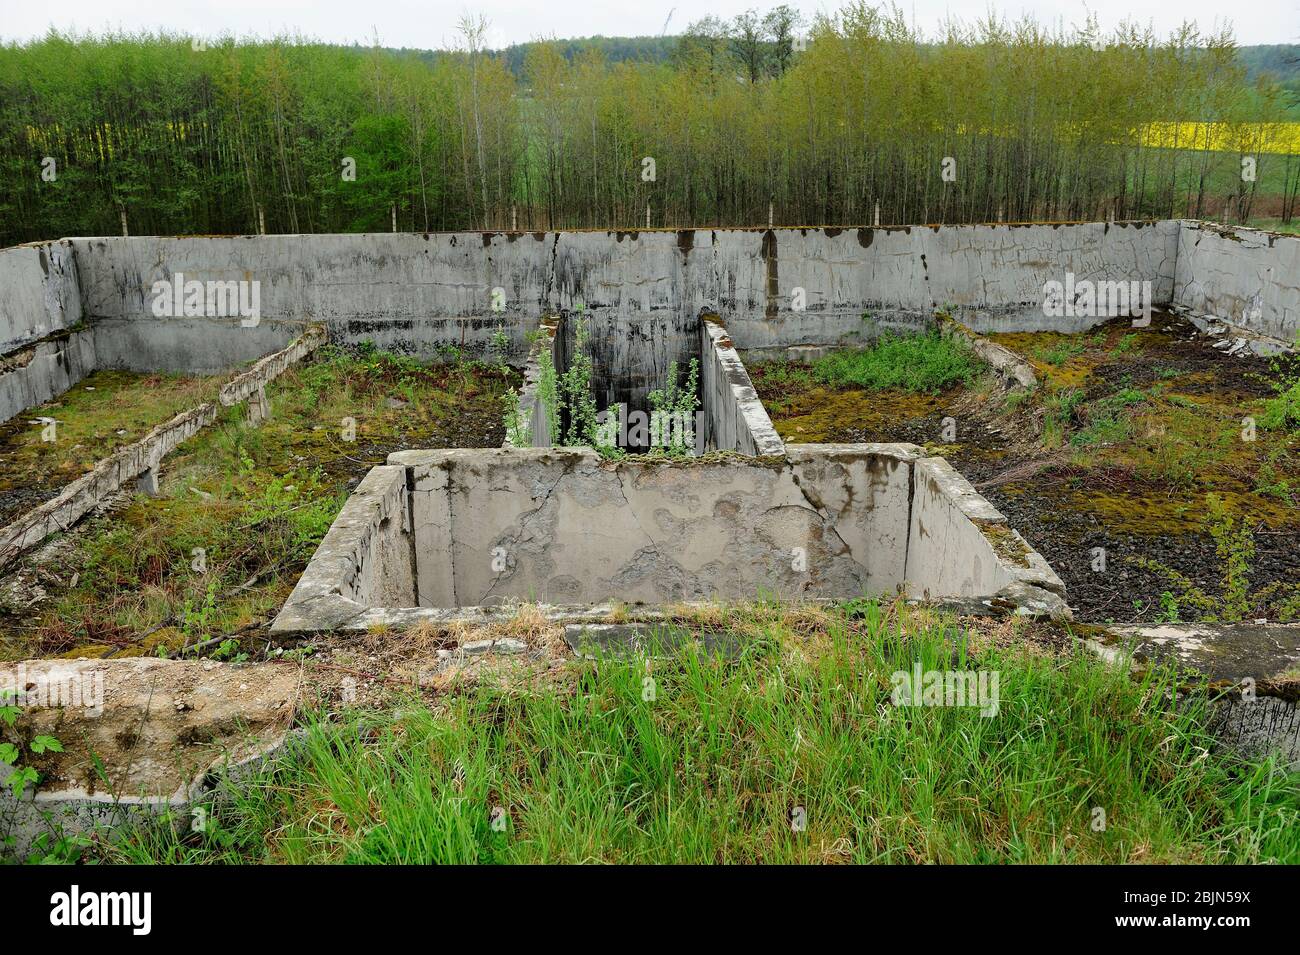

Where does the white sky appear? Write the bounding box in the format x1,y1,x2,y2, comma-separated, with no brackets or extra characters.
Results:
0,0,1295,48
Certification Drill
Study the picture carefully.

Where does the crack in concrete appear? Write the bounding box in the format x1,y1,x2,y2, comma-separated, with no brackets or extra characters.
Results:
477,464,567,605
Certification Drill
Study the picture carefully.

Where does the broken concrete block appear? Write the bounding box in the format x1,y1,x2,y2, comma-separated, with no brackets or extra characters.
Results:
0,657,300,860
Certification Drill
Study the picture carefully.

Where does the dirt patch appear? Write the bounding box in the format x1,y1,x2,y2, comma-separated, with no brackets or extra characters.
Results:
0,657,300,799
756,314,1300,624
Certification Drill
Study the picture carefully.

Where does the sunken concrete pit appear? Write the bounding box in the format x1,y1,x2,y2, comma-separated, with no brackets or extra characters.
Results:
270,444,1067,632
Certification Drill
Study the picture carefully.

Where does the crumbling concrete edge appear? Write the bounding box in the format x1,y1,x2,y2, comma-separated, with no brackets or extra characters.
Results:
218,324,326,406
937,314,1038,391
0,328,329,570
700,315,785,455
1080,621,1300,771
270,465,408,633
911,455,1067,604
503,316,558,448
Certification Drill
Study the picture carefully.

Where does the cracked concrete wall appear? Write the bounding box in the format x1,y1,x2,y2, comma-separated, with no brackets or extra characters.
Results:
62,222,1182,374
271,465,415,631
1173,221,1300,344
0,329,96,425
0,240,83,354
273,445,1068,630
709,221,1179,345
70,232,553,371
393,447,907,609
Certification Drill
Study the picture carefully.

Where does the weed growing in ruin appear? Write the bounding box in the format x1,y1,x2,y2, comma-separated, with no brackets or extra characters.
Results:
812,332,977,394
500,387,532,447
0,691,61,799
646,358,700,456
1128,494,1300,622
560,317,599,447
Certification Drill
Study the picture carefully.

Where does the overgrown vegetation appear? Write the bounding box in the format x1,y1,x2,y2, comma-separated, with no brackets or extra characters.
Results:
101,601,1299,864
787,331,981,396
0,346,517,661
1129,494,1300,622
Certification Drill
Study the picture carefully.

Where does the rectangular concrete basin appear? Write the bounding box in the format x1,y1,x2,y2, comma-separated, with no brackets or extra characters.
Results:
272,444,1066,632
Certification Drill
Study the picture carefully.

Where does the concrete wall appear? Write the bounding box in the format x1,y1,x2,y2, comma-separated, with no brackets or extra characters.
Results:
269,465,416,631
1173,221,1300,345
700,318,784,455
0,241,83,354
0,330,96,425
504,318,558,448
906,456,1063,602
61,222,1184,372
273,444,1067,630
0,218,1287,424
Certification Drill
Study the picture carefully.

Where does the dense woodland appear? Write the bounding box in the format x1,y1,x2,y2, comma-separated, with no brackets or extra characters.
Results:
1,5,1298,244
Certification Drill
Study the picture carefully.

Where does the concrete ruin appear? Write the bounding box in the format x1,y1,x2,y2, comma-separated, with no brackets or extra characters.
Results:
271,445,1066,632
3,218,1299,855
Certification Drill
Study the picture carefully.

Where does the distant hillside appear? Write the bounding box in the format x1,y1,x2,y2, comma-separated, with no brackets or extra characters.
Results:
376,38,1300,89
1238,45,1300,83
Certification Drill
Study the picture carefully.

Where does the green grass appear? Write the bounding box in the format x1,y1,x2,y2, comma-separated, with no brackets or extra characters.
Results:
1034,339,1088,367
810,332,980,394
105,602,1298,864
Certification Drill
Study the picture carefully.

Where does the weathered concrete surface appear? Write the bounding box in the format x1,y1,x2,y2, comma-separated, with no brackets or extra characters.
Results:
906,456,1066,607
1105,621,1300,686
709,221,1179,344
0,657,299,859
0,240,83,354
61,222,1184,368
1095,622,1300,771
274,444,1065,630
700,316,784,455
555,232,702,414
217,325,326,406
504,317,557,448
939,316,1037,390
1173,221,1300,345
0,329,97,425
564,622,741,659
270,465,416,632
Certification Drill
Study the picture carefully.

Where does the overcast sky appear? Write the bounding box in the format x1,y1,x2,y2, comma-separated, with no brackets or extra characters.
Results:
1,0,1295,48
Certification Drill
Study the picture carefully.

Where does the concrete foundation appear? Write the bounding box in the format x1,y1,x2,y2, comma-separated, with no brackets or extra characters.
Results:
271,445,1067,632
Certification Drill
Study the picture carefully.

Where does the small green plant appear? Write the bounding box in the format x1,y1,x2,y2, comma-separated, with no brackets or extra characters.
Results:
559,317,599,447
1071,388,1146,447
1042,388,1084,447
1259,359,1300,433
209,638,249,663
1114,333,1140,353
501,387,532,447
488,327,511,369
646,358,700,455
0,690,62,798
180,580,221,644
1129,494,1300,622
1034,338,1086,367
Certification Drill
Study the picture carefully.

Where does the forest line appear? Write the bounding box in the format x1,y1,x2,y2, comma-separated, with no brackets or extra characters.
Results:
1,5,1298,245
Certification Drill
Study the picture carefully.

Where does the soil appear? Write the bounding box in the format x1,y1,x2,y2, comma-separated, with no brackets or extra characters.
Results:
0,370,222,527
758,314,1300,624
